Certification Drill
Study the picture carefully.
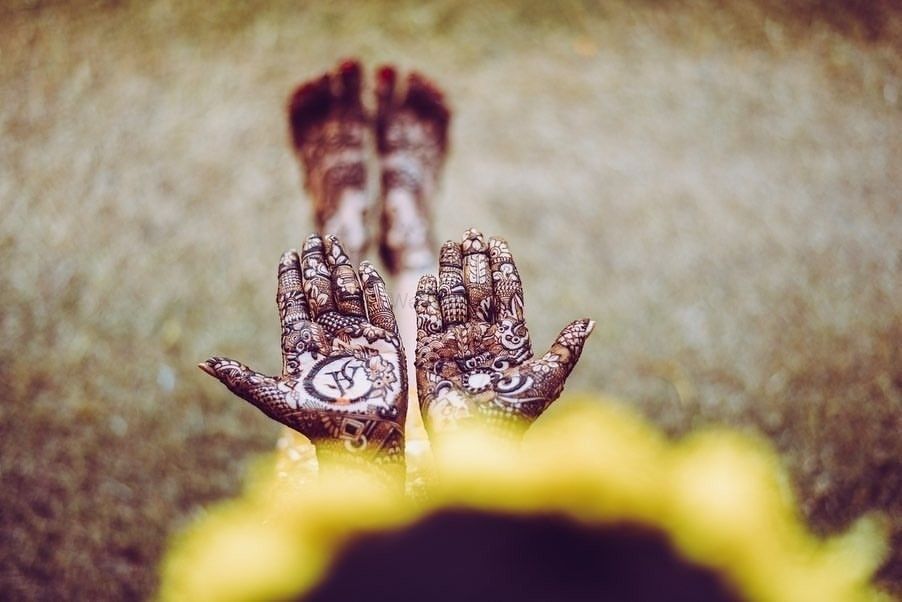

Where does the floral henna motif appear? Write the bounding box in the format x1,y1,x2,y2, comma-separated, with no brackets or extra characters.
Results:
201,234,407,485
359,261,399,335
462,228,494,322
415,229,595,434
288,60,372,261
324,234,366,318
375,66,451,274
438,240,468,326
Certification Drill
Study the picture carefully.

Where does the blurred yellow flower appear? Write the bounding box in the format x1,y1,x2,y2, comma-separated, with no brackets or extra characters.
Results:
159,396,889,601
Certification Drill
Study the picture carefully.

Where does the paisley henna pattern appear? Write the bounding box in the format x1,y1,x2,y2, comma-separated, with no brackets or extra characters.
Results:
201,234,407,485
415,229,595,434
376,66,451,274
288,60,371,261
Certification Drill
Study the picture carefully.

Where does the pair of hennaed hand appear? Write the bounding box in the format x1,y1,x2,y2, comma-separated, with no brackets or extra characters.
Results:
200,228,594,481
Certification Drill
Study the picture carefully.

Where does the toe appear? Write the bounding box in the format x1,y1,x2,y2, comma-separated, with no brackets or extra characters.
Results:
287,73,332,149
336,58,363,110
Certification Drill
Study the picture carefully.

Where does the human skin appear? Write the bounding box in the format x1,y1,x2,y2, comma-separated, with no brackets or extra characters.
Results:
288,60,451,402
415,228,595,436
200,234,408,487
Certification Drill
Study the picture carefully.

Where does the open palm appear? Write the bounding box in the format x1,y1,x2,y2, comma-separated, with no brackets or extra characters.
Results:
201,234,406,472
415,229,594,433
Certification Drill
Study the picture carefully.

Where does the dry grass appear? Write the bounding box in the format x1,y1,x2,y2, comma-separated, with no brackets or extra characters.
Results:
1,1,900,599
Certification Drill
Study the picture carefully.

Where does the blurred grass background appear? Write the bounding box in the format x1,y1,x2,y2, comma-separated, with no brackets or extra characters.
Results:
0,0,899,599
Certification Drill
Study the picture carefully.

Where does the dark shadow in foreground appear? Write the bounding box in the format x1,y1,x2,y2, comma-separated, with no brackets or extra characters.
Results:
304,509,742,602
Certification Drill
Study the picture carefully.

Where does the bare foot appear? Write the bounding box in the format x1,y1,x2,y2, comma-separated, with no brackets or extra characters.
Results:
288,60,371,262
375,66,451,275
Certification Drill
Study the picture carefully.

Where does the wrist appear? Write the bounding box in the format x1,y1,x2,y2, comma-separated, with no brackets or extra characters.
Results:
422,389,529,441
311,427,406,491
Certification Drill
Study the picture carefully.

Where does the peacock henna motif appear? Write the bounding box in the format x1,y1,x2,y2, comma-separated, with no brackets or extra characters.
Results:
415,229,595,435
375,66,451,275
201,234,407,485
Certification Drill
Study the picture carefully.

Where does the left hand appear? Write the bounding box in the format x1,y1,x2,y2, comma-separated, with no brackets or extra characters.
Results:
200,234,407,477
414,229,594,435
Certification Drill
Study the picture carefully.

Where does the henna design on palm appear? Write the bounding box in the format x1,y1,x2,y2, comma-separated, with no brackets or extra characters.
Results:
288,60,372,261
375,66,451,275
200,234,407,481
415,229,595,434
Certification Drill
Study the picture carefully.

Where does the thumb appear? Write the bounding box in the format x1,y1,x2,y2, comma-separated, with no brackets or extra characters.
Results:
547,318,595,363
527,318,596,402
198,357,288,420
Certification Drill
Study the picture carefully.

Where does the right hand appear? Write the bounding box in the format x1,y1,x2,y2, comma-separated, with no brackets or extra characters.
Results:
414,228,594,435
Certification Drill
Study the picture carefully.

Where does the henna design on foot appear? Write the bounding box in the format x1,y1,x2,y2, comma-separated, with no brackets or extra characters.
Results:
288,60,372,262
375,66,451,275
415,229,595,435
201,234,408,485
